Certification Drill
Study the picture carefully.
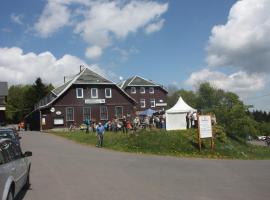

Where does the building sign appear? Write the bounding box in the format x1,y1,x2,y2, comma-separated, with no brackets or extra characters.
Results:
56,111,62,115
156,103,167,107
54,118,64,125
198,115,212,138
85,99,105,104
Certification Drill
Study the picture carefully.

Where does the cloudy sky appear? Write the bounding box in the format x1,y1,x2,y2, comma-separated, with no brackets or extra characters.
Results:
0,0,270,111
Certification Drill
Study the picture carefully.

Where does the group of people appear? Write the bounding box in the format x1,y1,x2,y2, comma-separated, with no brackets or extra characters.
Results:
185,112,198,129
82,115,166,147
83,115,166,134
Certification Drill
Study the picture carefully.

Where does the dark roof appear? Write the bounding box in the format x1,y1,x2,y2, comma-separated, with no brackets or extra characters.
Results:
119,76,168,92
0,82,8,96
35,67,136,110
52,79,73,96
74,68,112,84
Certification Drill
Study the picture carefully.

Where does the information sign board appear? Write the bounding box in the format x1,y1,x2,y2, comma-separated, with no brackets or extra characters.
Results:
198,115,213,138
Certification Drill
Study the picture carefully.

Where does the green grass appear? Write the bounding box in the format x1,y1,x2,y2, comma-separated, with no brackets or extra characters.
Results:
49,129,270,159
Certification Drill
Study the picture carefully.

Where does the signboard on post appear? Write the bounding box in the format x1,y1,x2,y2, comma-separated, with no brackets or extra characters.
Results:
198,115,214,151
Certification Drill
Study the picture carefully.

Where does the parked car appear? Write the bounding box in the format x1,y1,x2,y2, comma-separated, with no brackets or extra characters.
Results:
0,128,21,147
0,138,32,200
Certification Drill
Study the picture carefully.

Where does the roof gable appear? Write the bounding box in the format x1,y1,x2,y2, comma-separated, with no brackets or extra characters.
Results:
74,68,113,84
120,76,168,93
35,67,136,110
130,76,157,86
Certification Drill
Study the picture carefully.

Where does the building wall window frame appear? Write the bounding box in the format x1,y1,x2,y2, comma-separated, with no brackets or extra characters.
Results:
140,99,146,108
83,107,91,121
91,88,98,98
131,87,136,94
140,87,145,94
149,87,154,94
150,99,156,108
115,106,123,119
76,88,84,98
100,106,108,120
66,107,74,121
105,88,112,98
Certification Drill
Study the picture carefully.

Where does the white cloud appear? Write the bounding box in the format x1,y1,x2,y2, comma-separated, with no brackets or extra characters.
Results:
145,19,165,34
34,0,168,58
207,0,270,73
186,69,265,93
85,46,102,59
10,13,24,25
34,1,71,37
75,1,168,46
0,47,108,86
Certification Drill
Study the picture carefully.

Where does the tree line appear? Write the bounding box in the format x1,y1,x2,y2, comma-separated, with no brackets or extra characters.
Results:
6,78,53,123
167,82,270,138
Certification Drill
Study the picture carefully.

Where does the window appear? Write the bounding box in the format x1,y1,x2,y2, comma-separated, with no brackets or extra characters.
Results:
83,107,91,121
140,87,145,94
66,107,74,121
76,88,84,98
0,148,5,165
131,87,136,94
150,99,156,108
10,143,22,159
105,88,112,98
149,87,154,94
91,88,98,98
115,106,123,119
140,99,145,108
100,106,108,120
5,142,15,161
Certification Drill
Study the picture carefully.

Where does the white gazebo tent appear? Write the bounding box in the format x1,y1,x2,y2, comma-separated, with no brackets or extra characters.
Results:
165,96,196,130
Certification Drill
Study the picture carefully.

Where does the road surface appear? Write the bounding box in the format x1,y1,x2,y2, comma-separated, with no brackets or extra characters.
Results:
18,131,270,200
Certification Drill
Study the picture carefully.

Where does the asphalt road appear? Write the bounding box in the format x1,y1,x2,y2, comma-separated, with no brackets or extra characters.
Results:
18,131,270,200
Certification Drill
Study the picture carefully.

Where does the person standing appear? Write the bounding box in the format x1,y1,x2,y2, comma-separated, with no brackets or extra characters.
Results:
85,116,90,133
122,116,127,133
96,122,105,147
192,112,198,128
186,112,190,129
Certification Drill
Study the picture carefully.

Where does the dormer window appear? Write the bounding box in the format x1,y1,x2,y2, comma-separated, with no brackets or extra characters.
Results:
149,87,154,94
140,87,145,94
131,87,136,94
76,88,83,98
91,88,98,98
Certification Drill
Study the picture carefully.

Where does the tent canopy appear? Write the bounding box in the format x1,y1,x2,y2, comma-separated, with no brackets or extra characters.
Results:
166,96,196,114
165,97,196,130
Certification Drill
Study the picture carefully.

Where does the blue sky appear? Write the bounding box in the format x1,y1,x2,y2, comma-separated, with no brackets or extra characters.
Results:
0,0,270,111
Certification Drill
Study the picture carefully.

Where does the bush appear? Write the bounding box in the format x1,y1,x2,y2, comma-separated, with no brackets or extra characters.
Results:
214,124,227,142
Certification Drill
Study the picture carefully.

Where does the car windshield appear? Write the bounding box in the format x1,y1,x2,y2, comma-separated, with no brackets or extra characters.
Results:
0,130,16,140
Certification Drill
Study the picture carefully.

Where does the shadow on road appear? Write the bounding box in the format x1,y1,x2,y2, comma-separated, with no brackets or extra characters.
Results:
15,187,32,200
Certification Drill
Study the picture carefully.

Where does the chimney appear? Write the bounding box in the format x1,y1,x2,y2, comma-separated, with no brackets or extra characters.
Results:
64,76,66,83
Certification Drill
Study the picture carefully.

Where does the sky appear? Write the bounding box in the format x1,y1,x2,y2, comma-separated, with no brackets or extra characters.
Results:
0,0,270,111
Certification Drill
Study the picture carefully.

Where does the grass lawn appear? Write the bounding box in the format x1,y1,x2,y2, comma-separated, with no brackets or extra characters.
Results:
49,129,270,159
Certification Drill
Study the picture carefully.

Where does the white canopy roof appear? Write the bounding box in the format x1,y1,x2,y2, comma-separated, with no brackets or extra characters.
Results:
166,96,196,114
